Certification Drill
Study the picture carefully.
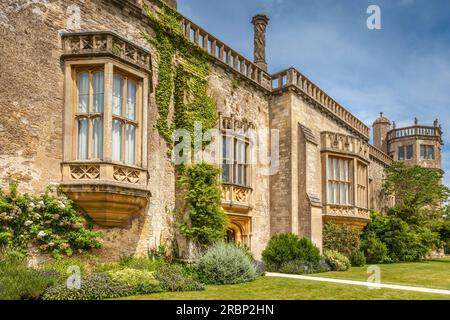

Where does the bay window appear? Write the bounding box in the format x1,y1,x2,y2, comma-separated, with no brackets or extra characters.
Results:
69,61,145,168
60,31,151,228
325,156,369,209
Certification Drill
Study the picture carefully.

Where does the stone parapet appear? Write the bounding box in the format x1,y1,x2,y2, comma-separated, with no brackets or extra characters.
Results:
321,131,370,161
61,31,152,74
369,145,393,166
272,68,371,140
387,125,442,143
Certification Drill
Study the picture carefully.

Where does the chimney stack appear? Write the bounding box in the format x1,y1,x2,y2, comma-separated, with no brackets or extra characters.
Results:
251,14,269,71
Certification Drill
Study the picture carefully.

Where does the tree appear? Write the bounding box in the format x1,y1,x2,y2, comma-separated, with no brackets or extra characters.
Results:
384,162,449,225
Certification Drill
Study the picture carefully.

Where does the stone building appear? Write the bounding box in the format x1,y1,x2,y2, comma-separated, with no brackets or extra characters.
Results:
0,0,441,260
373,114,443,171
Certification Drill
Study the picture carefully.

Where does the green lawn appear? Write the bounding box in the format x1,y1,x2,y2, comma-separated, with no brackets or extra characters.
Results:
122,259,450,300
312,259,450,290
123,277,448,300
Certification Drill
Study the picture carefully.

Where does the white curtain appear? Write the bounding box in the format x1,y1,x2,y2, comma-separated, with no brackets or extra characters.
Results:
113,75,123,116
77,118,88,160
112,120,122,161
92,117,103,159
126,80,136,120
125,124,136,165
78,72,89,113
93,71,104,113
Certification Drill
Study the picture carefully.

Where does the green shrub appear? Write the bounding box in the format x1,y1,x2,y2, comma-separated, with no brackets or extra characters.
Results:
323,223,361,257
362,213,440,263
360,233,389,264
0,251,59,300
42,273,133,300
324,250,351,271
197,242,257,285
119,256,162,272
277,260,325,275
154,263,204,292
262,234,321,272
41,257,88,276
107,268,163,294
349,250,366,267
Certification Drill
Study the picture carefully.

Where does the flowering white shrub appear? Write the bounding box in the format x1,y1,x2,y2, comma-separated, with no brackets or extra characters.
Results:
324,250,351,271
0,182,102,258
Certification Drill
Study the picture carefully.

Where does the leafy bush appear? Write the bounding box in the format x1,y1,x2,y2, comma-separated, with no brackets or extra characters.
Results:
432,218,450,254
262,234,321,272
119,256,162,272
277,260,325,275
324,250,351,271
0,251,59,300
0,182,102,258
154,263,204,292
323,223,361,257
360,233,389,264
362,213,440,263
41,257,88,276
319,259,332,272
42,273,133,300
107,268,163,294
349,251,366,267
197,243,257,285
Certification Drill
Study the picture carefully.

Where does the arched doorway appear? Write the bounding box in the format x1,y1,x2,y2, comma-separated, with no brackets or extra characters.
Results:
226,223,242,245
225,216,251,249
226,228,236,243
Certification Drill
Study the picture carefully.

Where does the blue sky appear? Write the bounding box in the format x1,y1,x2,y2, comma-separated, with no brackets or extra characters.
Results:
178,0,450,186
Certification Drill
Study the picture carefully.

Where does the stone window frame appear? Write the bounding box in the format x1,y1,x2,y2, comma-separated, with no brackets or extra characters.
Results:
398,145,414,161
420,144,435,160
326,156,352,206
63,58,149,171
74,66,106,161
323,152,369,210
220,131,252,188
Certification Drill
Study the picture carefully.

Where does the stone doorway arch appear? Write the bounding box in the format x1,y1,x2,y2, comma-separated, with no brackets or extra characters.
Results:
225,215,252,249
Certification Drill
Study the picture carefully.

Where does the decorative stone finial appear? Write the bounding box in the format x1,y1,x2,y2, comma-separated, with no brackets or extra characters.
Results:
251,14,270,71
380,112,383,118
434,119,439,127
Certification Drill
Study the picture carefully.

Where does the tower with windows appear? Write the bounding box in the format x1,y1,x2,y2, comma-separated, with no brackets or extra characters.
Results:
372,114,443,171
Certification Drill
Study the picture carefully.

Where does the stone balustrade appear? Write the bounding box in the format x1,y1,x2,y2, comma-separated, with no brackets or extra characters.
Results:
387,125,442,141
272,68,371,140
179,17,272,90
369,145,393,166
61,31,152,73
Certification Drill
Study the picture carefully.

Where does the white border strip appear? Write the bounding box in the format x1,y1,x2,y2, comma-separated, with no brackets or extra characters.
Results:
266,272,450,295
